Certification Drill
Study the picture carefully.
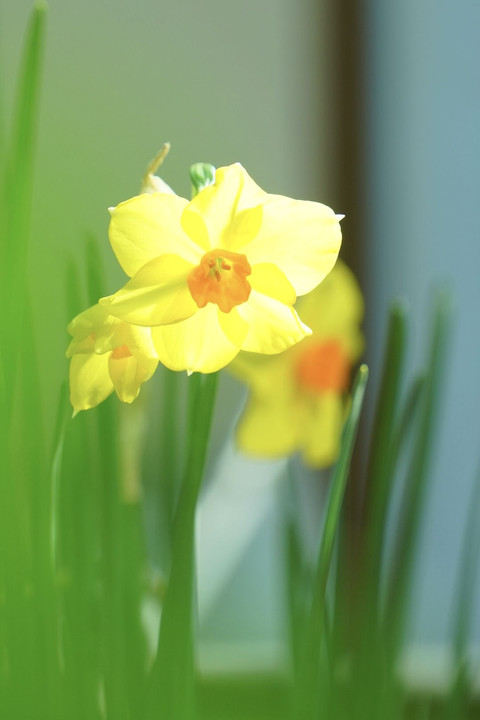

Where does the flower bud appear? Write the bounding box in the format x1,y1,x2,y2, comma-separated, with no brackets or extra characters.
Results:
189,162,215,196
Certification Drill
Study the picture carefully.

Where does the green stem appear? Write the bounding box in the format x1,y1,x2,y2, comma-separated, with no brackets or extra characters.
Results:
162,368,181,524
296,365,368,720
146,371,218,720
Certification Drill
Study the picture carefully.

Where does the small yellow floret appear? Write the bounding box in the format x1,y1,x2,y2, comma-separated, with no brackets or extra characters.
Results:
66,304,158,413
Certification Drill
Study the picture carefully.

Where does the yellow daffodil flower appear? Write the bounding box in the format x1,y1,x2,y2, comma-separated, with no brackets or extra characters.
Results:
66,304,158,413
99,163,342,374
230,260,364,468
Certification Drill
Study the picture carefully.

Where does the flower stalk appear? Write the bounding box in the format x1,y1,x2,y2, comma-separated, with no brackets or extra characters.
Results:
146,371,218,720
294,364,369,720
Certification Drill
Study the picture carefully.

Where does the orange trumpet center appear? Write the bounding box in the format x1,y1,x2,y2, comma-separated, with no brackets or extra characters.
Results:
111,344,132,360
296,340,350,393
187,248,252,313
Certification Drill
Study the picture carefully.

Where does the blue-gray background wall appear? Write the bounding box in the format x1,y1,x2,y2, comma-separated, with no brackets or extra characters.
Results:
363,0,480,648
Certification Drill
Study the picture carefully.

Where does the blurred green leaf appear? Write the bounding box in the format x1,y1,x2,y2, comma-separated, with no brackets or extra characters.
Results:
443,466,480,720
363,302,408,614
147,371,218,720
385,290,452,663
296,365,368,720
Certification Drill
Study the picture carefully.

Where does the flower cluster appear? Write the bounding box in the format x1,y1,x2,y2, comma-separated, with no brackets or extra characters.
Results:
67,154,343,413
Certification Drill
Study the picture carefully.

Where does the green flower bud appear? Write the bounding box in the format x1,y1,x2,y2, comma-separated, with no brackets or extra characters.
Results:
190,162,215,197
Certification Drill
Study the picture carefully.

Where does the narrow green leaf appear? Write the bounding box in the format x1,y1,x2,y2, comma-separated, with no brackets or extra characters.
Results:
453,466,480,663
2,1,47,282
0,2,47,411
353,374,427,720
283,461,306,676
388,374,426,477
296,365,368,720
443,465,480,720
385,290,452,661
313,365,369,633
0,26,5,192
362,303,407,608
0,8,50,716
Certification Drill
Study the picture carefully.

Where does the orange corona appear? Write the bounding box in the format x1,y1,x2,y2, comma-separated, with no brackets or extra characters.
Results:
111,344,132,360
187,248,252,313
296,340,350,393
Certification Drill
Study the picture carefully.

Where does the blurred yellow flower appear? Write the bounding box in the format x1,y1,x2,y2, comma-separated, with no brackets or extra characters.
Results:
100,164,342,374
231,260,364,467
66,304,158,413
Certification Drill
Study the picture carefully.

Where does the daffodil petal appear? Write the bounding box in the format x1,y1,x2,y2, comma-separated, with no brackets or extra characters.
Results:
236,394,301,459
151,304,241,373
181,206,211,252
239,197,342,295
100,254,197,326
230,349,297,397
222,164,268,210
249,263,296,305
296,259,364,359
108,354,157,403
301,393,344,468
67,304,111,341
124,324,158,360
67,304,127,356
217,307,249,347
93,322,126,354
237,290,311,354
109,193,202,276
187,164,266,246
222,205,264,250
66,335,95,357
69,353,113,412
